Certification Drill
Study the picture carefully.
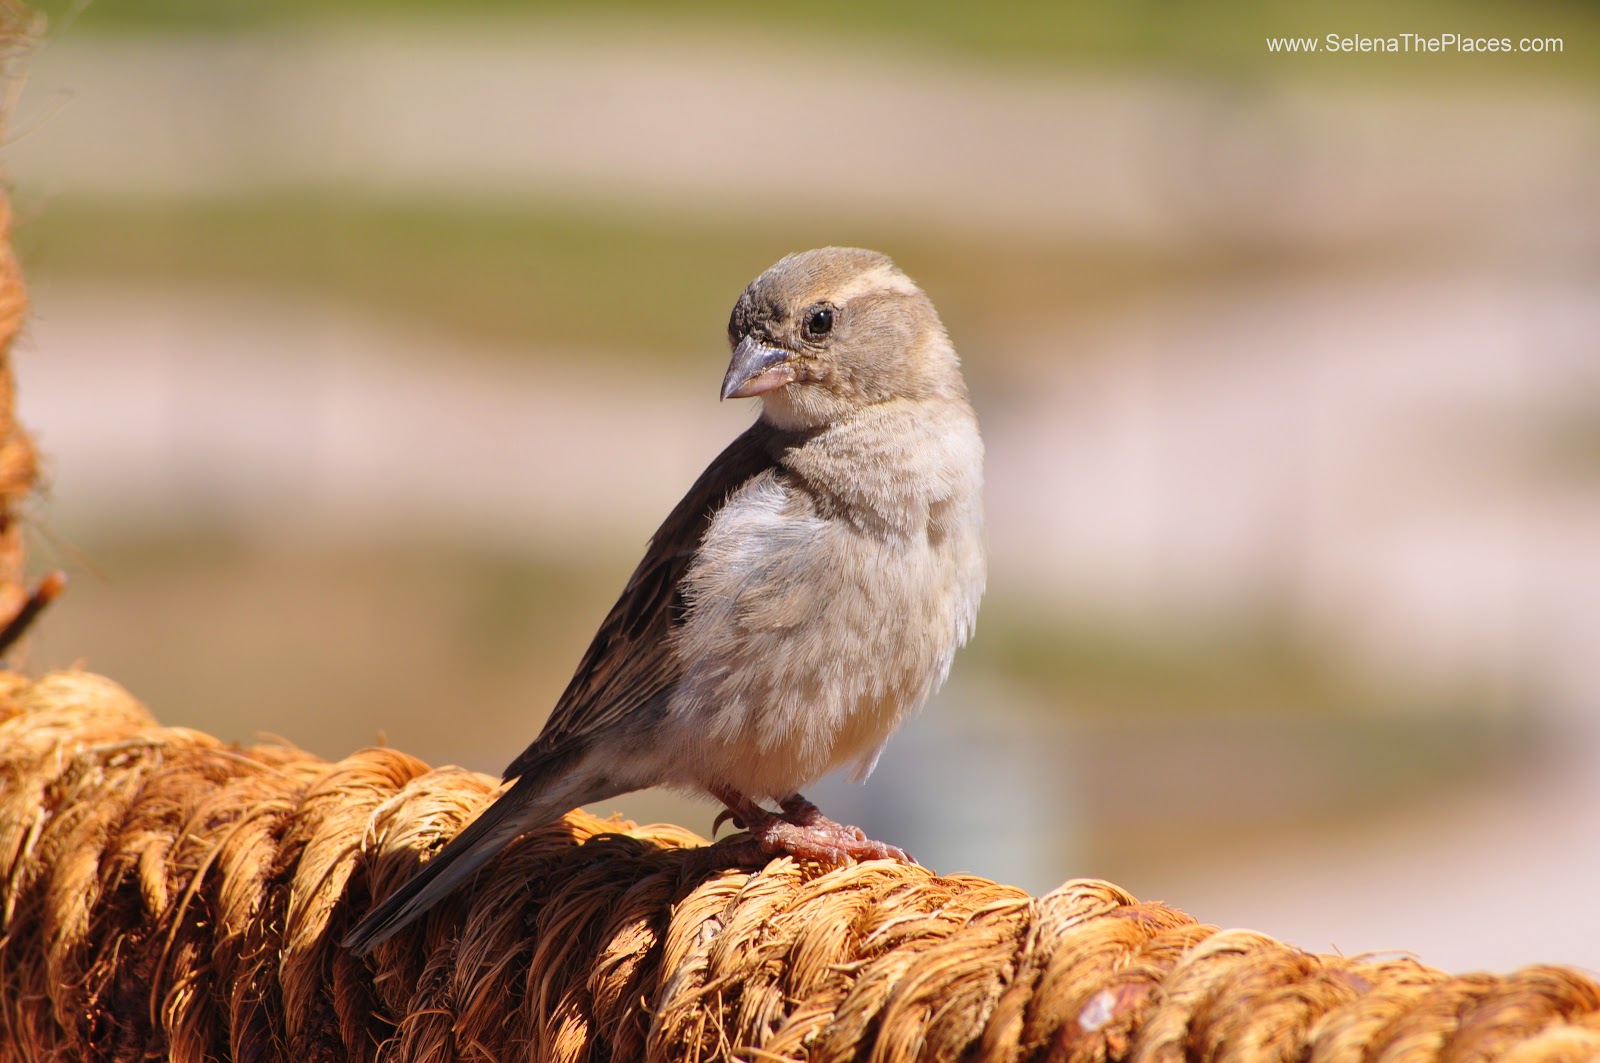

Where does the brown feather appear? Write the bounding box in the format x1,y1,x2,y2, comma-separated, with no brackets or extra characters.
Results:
502,421,797,780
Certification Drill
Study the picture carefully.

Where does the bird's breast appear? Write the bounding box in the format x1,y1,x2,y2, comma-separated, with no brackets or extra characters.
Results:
664,414,984,800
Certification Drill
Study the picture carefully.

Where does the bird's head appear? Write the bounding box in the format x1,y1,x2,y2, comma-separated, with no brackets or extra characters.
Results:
721,247,964,430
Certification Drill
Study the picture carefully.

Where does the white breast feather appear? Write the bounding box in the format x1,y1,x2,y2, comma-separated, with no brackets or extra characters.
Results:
663,405,985,801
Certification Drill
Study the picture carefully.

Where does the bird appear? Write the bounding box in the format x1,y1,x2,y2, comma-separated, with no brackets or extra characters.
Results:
342,246,986,956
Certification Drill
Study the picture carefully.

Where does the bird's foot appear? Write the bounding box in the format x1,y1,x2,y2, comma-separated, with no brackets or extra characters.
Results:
756,815,914,864
713,789,914,865
777,793,823,824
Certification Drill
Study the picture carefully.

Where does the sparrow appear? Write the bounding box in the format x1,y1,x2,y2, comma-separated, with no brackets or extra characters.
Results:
343,247,986,955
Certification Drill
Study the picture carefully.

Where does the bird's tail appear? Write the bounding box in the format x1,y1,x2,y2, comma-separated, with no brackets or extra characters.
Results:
341,772,567,956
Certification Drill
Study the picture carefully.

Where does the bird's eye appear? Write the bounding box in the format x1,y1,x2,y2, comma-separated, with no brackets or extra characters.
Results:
803,305,835,340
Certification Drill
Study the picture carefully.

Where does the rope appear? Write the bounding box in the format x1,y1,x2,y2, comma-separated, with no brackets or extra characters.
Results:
2,671,1598,1061
0,192,38,634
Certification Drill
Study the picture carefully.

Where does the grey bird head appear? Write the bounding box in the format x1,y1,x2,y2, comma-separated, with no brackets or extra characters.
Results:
721,247,965,430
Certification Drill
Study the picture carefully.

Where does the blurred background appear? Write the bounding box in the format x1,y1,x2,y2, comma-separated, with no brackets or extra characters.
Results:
3,0,1598,973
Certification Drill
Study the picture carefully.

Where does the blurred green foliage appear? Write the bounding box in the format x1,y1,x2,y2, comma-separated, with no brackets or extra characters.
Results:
1082,707,1519,872
32,0,1597,79
16,195,1386,377
970,612,1508,721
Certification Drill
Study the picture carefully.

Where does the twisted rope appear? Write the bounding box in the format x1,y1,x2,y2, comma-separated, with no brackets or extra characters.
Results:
0,191,38,635
2,671,1598,1062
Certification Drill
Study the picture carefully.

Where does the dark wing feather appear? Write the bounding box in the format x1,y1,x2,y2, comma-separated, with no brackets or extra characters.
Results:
502,421,785,781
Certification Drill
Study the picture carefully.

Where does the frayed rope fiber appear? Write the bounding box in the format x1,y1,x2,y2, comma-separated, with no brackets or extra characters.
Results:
3,672,1600,1062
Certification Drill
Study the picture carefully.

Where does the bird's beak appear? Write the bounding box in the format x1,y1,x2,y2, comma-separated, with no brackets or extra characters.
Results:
721,336,795,400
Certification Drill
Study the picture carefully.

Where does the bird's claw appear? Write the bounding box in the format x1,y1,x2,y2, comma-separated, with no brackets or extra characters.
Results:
711,791,915,866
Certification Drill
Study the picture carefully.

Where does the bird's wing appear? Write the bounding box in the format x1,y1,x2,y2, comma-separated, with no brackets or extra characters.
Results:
501,421,785,781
